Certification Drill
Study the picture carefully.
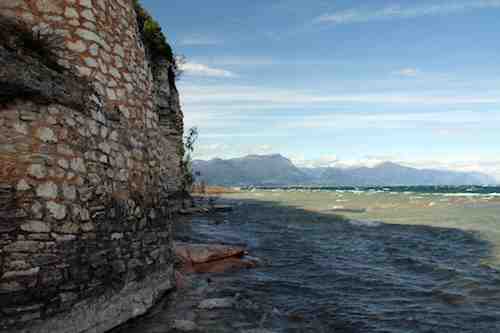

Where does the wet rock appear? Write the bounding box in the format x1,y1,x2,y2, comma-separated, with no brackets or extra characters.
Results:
198,298,234,310
172,319,198,331
240,330,276,333
178,207,209,215
212,205,233,212
174,242,245,265
192,257,258,274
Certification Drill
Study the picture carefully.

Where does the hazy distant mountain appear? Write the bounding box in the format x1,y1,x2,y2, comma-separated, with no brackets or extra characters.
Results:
192,155,496,186
317,162,495,186
192,154,308,186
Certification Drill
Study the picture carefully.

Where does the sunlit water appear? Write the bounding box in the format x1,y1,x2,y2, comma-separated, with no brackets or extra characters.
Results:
213,187,500,332
225,187,500,268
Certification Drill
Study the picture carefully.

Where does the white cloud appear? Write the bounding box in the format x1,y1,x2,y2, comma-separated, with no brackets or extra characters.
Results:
179,35,222,46
395,68,420,77
179,62,236,78
180,84,500,107
192,143,229,160
279,110,500,130
193,56,276,66
179,83,500,134
397,158,500,181
193,143,278,160
292,154,339,168
316,1,500,24
293,154,500,181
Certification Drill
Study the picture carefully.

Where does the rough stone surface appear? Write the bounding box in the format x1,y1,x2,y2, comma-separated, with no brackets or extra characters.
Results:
0,0,185,332
46,201,67,220
21,268,174,333
172,320,198,332
198,298,234,310
20,221,51,233
36,182,58,199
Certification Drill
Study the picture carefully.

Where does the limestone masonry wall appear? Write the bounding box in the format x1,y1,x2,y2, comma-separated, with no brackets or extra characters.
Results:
0,1,185,332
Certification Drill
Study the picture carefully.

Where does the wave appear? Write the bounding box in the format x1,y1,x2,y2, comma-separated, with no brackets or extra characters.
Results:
348,219,382,227
254,185,500,196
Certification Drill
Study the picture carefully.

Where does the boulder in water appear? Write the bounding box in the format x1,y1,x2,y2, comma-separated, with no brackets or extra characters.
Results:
174,242,256,274
174,242,245,264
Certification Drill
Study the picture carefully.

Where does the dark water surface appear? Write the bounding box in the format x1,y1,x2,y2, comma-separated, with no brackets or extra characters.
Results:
115,197,500,332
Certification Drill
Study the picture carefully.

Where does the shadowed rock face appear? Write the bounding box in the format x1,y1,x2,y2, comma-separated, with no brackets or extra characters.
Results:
0,1,185,332
0,44,91,110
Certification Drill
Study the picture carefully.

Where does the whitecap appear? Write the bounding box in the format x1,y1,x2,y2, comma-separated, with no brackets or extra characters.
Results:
349,219,382,227
443,193,483,197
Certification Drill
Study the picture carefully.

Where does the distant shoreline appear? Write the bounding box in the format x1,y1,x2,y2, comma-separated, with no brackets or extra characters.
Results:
191,184,500,195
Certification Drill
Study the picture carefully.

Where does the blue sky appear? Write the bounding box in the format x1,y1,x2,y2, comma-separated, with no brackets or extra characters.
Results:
142,0,500,180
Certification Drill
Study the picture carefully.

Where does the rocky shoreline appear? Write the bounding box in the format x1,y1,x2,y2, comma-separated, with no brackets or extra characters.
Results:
109,195,360,332
110,196,273,333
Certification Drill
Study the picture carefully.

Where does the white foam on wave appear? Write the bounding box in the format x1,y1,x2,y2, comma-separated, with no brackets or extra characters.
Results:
349,219,382,227
443,193,485,197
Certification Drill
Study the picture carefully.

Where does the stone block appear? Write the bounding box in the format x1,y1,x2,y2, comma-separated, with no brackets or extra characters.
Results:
2,267,40,280
36,182,58,199
47,202,66,220
20,221,51,233
4,241,40,253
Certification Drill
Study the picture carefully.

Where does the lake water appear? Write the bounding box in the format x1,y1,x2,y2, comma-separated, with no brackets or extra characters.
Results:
225,186,500,268
114,187,500,332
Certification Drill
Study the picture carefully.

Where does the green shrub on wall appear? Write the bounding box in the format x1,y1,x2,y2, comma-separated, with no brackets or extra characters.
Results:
132,0,174,64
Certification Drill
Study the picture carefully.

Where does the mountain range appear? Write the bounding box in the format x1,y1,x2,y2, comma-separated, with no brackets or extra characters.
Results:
192,154,496,186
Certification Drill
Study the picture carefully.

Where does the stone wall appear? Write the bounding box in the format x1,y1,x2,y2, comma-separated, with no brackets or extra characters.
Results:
0,1,185,332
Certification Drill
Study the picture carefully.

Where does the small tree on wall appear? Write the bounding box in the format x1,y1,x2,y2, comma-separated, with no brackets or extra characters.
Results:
181,127,198,192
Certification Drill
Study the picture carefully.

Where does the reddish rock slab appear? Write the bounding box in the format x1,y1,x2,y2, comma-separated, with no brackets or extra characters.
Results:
192,257,258,273
174,242,245,265
174,242,258,274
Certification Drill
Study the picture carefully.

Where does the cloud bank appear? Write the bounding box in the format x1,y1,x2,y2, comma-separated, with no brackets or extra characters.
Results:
316,1,500,24
178,62,236,78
